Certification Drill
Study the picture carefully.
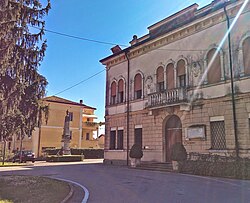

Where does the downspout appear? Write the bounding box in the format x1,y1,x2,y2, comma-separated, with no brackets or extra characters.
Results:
224,5,239,158
125,51,130,166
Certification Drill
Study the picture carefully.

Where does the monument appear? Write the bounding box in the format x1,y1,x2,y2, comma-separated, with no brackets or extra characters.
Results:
62,110,71,155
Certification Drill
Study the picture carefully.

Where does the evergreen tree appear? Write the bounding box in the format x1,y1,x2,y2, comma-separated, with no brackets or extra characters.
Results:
0,0,50,142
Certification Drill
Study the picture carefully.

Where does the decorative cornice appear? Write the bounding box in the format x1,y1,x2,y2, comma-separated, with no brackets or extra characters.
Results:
102,1,247,68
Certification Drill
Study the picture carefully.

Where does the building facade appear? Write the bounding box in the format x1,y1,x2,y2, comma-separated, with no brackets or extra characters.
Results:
100,0,250,165
3,96,104,157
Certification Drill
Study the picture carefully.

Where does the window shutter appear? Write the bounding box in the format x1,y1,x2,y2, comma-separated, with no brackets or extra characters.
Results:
134,74,142,91
118,79,124,92
111,82,116,96
207,48,221,84
157,66,164,82
243,37,250,75
177,60,185,76
166,63,175,89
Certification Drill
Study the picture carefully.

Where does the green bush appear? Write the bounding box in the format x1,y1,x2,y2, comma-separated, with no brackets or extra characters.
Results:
129,144,143,159
178,153,250,180
46,155,83,162
171,143,187,161
43,148,104,159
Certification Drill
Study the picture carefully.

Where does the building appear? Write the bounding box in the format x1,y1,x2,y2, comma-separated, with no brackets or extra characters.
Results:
8,96,104,157
100,0,250,165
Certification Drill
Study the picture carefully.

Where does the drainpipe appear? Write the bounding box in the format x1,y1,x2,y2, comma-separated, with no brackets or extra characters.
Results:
224,6,239,158
125,51,130,166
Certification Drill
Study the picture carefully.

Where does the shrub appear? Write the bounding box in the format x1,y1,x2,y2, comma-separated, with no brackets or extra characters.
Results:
171,143,187,161
178,153,250,180
46,155,83,162
129,144,143,159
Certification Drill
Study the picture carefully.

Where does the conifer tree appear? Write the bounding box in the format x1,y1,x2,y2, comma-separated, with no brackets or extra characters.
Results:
0,0,50,142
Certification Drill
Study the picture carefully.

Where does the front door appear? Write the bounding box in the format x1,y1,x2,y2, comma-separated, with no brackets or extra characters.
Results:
165,115,182,162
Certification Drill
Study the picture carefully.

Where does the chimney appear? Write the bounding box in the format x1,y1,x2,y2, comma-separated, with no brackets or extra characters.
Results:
111,45,122,54
80,99,83,104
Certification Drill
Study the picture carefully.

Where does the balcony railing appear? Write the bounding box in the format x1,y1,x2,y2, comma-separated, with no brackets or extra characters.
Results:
147,88,188,108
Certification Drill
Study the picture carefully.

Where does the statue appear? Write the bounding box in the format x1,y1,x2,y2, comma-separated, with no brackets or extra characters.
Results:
62,110,71,155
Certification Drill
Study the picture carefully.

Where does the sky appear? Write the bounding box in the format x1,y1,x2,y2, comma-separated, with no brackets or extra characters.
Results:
39,0,211,123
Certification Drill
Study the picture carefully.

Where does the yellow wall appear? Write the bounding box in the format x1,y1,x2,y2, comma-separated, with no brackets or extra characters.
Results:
3,98,103,157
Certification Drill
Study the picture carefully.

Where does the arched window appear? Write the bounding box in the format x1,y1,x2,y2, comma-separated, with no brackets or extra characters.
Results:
157,66,164,91
166,63,175,90
207,48,221,84
134,73,142,99
118,79,124,103
111,81,116,105
243,37,250,75
177,59,186,88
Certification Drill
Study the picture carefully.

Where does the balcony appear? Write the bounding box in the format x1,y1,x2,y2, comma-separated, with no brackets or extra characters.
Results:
83,121,99,129
146,88,188,108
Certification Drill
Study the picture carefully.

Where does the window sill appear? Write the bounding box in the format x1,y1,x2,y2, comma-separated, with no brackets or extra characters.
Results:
208,149,228,153
105,149,126,152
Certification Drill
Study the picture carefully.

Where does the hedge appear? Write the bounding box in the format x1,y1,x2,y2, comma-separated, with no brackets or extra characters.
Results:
46,155,83,162
178,153,250,179
43,148,104,159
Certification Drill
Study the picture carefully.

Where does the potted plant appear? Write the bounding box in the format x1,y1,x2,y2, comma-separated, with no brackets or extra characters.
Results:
171,142,187,171
129,144,143,167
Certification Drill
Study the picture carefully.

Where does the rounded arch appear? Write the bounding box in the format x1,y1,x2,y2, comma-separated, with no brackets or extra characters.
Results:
239,32,250,76
239,31,250,49
204,45,224,84
110,79,117,105
133,70,144,100
117,76,126,103
176,57,188,88
166,62,175,90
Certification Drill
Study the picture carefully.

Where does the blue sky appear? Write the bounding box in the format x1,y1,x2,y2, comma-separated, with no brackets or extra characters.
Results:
39,0,211,122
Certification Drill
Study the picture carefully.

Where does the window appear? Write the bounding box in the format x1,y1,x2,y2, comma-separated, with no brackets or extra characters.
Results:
207,48,221,84
135,128,142,149
111,81,116,105
166,63,175,90
243,37,250,75
177,59,186,88
157,66,164,91
117,130,124,150
110,130,116,150
69,112,73,121
118,79,124,103
249,118,250,135
86,133,90,140
87,118,90,122
210,121,226,150
134,73,142,99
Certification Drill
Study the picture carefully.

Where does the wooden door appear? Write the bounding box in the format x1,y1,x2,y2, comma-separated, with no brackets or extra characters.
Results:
165,115,182,162
166,128,182,162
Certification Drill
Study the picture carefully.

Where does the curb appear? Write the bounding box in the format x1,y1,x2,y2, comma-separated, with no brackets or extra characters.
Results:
53,177,89,203
61,183,74,203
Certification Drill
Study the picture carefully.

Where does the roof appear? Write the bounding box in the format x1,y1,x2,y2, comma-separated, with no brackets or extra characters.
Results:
100,0,235,64
43,96,96,110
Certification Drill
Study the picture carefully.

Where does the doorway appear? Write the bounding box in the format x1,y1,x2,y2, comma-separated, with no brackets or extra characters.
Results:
165,115,182,162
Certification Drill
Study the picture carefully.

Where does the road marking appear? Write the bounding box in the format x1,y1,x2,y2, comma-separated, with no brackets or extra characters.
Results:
53,177,89,203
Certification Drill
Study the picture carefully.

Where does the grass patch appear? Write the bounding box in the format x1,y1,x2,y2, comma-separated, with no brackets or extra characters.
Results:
0,162,26,167
0,176,70,203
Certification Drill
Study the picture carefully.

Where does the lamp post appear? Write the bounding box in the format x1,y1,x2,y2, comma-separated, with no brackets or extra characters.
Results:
224,6,239,158
125,51,130,166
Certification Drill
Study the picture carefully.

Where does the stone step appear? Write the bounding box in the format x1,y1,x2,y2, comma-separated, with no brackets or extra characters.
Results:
134,162,174,172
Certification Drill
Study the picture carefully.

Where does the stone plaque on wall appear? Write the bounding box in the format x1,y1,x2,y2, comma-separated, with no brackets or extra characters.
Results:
186,125,206,139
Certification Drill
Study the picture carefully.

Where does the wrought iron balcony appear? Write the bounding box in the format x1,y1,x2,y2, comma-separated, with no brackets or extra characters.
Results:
146,88,188,108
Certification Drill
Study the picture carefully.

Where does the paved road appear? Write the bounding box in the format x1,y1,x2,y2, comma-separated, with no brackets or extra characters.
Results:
1,160,250,203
